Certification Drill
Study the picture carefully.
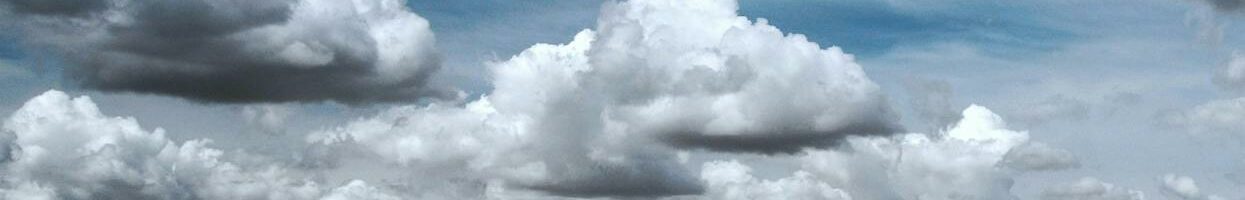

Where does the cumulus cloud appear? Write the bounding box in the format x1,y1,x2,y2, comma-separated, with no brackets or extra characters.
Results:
241,104,294,135
0,90,406,199
308,0,899,197
794,105,1035,200
0,0,443,104
0,90,320,199
1041,177,1145,200
320,180,402,200
1167,96,1245,139
1160,174,1226,200
694,160,850,200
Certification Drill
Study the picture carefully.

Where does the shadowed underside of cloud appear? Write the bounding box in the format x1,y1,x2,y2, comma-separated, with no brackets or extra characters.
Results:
1,0,106,16
0,0,444,104
661,121,899,154
525,161,705,198
1200,0,1245,12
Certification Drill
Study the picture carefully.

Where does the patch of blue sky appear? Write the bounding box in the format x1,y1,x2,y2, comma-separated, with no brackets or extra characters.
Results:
737,0,1075,58
0,35,24,60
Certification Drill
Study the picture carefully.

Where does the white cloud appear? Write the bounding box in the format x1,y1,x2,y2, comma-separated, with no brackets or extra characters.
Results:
241,104,294,135
1160,174,1225,200
1214,53,1245,90
1168,96,1245,138
1040,177,1145,200
796,105,1034,200
308,0,897,197
695,160,851,200
320,180,401,200
0,90,408,199
0,182,57,200
0,90,325,199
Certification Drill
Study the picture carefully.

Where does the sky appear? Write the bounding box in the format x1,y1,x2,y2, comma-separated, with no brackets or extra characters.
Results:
0,0,1244,199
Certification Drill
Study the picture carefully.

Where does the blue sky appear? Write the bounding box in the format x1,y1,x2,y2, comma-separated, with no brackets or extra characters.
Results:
2,0,1244,199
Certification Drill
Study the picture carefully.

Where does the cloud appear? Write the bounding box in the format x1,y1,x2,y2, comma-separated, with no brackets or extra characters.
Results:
308,0,899,197
0,0,107,16
1040,177,1145,200
0,90,410,199
320,180,402,200
241,104,294,135
999,142,1081,171
1167,96,1245,139
1160,174,1226,200
0,90,322,199
1,0,443,104
1185,0,1242,46
695,160,851,200
795,105,1031,200
1214,53,1245,91
1194,0,1245,13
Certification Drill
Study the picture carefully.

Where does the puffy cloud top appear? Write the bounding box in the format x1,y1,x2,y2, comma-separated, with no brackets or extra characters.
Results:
0,0,443,104
1160,174,1225,200
697,160,851,200
0,90,404,199
798,105,1035,200
310,0,901,197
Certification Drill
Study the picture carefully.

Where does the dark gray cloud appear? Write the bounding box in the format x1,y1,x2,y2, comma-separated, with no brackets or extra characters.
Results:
0,0,108,16
527,160,704,198
0,130,14,163
4,0,446,104
661,121,901,154
1201,0,1245,12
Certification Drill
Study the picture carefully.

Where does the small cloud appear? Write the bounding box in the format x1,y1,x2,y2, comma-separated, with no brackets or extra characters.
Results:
1041,177,1145,200
1000,142,1081,171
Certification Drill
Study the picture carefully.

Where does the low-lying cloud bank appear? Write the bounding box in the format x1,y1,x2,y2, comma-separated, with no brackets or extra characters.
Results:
0,0,443,104
0,90,401,199
0,90,1089,199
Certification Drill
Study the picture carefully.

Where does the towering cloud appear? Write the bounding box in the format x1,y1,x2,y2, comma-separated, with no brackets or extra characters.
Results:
0,0,442,104
307,0,902,197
